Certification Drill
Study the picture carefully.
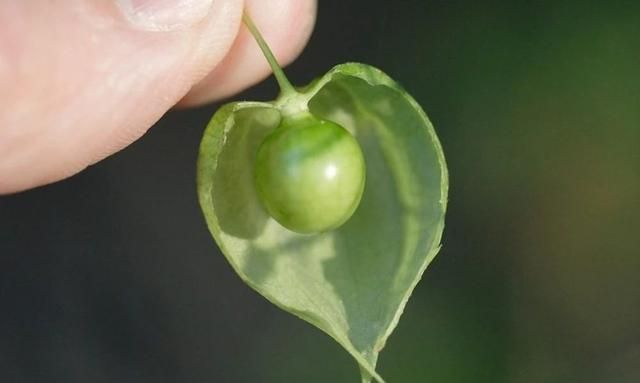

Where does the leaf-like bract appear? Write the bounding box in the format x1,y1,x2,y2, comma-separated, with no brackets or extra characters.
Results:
197,63,448,382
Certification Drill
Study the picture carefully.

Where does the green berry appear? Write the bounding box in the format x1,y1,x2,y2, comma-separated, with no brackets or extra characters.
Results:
254,112,366,234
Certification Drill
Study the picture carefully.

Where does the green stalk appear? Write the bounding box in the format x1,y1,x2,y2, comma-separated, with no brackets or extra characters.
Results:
242,12,297,97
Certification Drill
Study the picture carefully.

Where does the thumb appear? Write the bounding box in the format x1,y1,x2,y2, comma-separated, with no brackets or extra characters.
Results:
0,0,314,194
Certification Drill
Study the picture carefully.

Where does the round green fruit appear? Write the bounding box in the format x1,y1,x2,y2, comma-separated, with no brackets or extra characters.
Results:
254,112,366,234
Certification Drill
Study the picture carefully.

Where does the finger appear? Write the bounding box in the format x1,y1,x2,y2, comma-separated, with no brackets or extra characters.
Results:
0,0,247,194
179,0,317,106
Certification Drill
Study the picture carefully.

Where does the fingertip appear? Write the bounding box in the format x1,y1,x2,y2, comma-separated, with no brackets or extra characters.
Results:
0,0,245,194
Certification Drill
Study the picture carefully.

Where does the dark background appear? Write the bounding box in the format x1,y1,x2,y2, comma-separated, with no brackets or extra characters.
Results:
1,1,639,382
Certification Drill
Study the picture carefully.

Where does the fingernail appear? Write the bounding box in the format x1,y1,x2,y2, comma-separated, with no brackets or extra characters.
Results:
116,0,215,32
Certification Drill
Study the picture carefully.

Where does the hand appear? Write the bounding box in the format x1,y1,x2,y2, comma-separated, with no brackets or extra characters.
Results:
0,0,316,194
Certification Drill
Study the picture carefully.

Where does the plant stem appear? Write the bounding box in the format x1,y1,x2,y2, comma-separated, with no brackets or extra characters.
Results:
242,12,297,97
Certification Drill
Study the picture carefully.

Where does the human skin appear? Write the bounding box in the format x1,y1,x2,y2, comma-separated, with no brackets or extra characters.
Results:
0,0,317,194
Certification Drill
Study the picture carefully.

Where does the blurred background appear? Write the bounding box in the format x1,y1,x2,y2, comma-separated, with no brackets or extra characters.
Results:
1,0,639,382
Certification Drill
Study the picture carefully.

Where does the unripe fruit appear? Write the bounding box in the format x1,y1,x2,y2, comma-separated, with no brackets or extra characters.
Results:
254,113,366,233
